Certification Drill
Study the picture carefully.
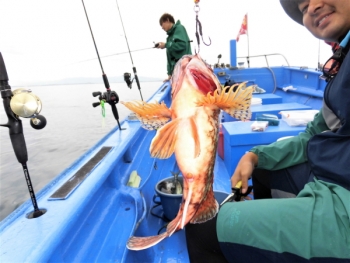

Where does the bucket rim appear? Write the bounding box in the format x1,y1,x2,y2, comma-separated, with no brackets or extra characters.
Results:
155,176,183,197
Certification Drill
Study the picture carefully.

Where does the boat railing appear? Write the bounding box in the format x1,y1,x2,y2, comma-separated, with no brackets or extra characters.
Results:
238,53,290,68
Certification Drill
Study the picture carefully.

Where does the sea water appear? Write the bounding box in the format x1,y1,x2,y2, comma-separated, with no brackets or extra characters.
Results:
0,81,162,221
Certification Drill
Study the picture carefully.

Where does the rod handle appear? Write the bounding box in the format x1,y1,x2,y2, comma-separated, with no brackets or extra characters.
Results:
0,52,9,81
10,126,28,164
102,74,110,89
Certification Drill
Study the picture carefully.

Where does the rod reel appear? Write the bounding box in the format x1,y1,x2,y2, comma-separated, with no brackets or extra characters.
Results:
91,74,125,130
123,72,133,89
10,88,47,130
92,89,119,108
0,52,45,218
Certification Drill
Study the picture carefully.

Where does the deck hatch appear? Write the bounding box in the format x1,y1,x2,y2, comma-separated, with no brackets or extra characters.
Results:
49,146,112,200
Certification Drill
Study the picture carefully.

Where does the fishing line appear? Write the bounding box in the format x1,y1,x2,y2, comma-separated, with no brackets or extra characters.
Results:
116,0,144,101
81,0,125,130
81,0,105,75
70,46,156,65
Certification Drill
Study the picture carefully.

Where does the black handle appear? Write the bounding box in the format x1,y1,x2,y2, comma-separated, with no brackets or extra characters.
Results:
8,121,28,164
0,53,9,81
92,102,101,108
132,67,143,101
0,52,28,164
92,91,102,97
102,74,110,89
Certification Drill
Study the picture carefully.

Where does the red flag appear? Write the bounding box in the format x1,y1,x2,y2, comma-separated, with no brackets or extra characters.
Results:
236,14,248,42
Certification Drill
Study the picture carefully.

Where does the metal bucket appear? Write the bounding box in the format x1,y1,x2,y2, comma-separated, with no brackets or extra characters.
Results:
153,176,229,221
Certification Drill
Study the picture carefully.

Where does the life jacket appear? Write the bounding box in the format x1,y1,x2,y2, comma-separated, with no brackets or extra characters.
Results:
307,40,350,191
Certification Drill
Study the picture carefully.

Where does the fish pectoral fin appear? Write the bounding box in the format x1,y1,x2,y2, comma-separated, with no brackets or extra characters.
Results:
190,189,219,224
150,119,180,159
121,100,172,130
189,117,201,158
197,82,254,121
127,232,168,251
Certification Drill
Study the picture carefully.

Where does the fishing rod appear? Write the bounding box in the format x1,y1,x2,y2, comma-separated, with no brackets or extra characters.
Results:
0,52,47,218
71,45,157,65
81,0,124,130
116,0,144,101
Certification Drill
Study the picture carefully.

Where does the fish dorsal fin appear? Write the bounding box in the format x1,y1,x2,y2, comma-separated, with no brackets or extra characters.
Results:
197,82,254,121
121,100,172,130
190,189,218,224
150,119,180,159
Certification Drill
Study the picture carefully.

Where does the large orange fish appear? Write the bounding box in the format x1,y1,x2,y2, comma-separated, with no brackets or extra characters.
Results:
122,54,253,250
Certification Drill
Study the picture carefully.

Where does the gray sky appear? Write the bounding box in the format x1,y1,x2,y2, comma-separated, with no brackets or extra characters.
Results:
0,0,332,86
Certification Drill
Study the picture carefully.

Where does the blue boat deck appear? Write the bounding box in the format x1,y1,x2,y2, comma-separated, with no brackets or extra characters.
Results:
0,47,326,262
253,93,282,104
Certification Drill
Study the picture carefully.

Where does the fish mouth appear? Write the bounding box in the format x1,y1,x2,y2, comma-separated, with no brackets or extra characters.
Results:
189,68,217,96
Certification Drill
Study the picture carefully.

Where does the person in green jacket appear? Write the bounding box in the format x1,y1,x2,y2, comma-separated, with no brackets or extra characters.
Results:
156,13,192,82
185,0,350,262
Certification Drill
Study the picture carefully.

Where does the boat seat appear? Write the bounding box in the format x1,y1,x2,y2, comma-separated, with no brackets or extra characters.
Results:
253,93,283,104
221,120,306,175
223,102,312,122
277,86,324,98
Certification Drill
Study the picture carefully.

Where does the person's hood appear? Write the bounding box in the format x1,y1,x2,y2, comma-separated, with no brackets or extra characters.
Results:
167,20,181,35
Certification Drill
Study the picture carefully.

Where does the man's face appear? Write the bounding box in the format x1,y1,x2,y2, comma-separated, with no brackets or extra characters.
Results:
298,0,350,42
161,20,173,32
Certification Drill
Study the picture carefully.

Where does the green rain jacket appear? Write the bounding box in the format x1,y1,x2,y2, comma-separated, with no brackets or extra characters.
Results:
165,20,192,76
250,109,328,170
217,109,350,260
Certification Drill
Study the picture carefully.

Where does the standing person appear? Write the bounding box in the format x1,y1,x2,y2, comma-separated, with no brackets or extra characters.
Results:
156,13,192,82
185,0,350,262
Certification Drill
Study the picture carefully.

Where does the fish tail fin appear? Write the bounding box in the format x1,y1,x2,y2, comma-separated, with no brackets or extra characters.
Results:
166,217,182,235
127,217,182,250
127,232,168,251
121,100,172,130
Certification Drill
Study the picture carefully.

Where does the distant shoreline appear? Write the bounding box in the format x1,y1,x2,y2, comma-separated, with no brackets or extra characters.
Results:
12,80,163,88
11,77,163,87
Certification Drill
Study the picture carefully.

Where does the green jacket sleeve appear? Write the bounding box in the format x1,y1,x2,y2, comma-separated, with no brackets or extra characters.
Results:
166,21,192,75
250,109,329,170
166,37,188,75
166,34,187,51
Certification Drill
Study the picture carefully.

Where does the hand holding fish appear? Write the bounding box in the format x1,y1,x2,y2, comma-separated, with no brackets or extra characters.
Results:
231,152,258,195
122,54,254,250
